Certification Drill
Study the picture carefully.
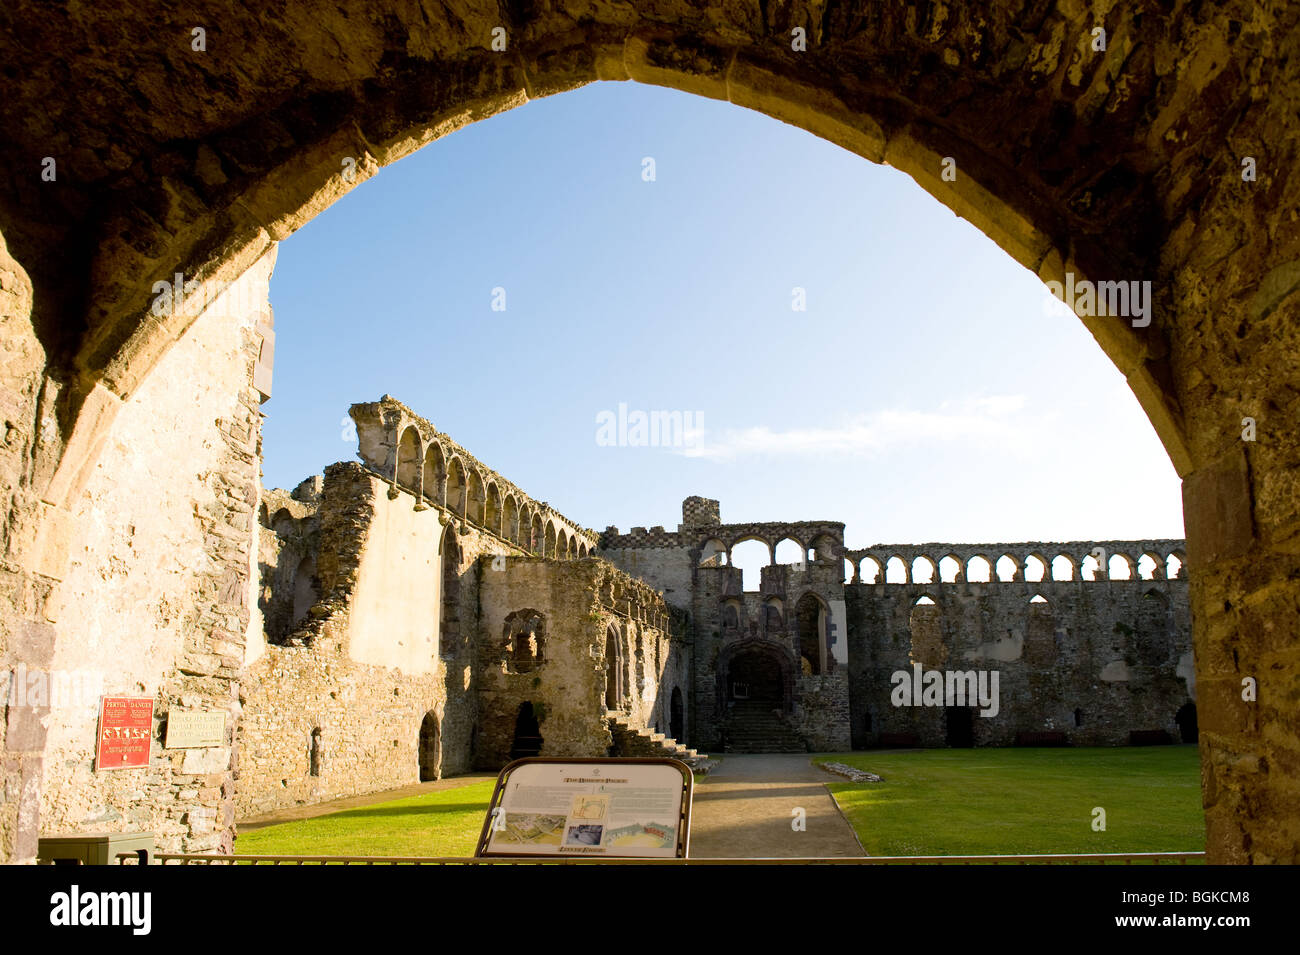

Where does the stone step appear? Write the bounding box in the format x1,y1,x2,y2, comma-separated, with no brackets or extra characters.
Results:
722,704,807,753
605,713,712,772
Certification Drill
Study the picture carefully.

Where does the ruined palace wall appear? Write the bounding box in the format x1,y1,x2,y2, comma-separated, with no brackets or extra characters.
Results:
476,556,681,767
347,482,442,672
32,250,274,854
476,558,612,768
0,227,46,862
237,462,518,816
845,577,1194,748
597,541,696,611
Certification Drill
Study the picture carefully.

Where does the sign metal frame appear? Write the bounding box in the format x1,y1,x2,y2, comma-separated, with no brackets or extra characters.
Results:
475,757,694,859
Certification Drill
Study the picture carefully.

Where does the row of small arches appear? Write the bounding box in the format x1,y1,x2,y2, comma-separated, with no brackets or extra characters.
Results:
698,534,843,568
393,424,593,559
851,552,1186,585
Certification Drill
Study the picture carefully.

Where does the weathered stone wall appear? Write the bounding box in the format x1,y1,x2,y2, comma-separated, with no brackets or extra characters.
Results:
603,501,853,752
3,0,1299,865
237,461,508,816
845,576,1194,748
0,227,48,864
790,673,853,751
475,556,681,768
23,249,274,856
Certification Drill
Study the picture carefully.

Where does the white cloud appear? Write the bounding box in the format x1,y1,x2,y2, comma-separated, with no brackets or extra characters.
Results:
678,395,1036,461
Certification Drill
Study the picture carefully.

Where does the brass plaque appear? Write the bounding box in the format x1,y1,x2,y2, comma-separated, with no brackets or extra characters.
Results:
165,709,226,749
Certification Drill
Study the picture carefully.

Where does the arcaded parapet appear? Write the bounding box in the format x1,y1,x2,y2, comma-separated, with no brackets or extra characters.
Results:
845,576,1194,749
476,555,684,769
600,496,848,613
846,540,1187,584
350,396,598,558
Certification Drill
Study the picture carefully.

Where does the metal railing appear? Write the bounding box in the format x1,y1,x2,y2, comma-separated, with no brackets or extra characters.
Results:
118,851,1204,866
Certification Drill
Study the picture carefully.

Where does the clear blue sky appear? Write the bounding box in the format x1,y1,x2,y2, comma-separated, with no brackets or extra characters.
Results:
263,80,1185,564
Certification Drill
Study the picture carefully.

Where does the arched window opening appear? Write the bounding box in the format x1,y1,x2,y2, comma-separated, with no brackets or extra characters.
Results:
763,598,783,634
939,555,962,584
309,728,322,777
912,556,936,585
439,525,461,656
1081,554,1103,581
721,600,741,633
860,557,883,584
1025,555,1047,583
604,626,624,710
1167,553,1185,580
503,495,520,544
699,538,728,567
634,633,645,693
967,556,992,583
810,535,839,563
543,522,557,559
422,443,446,506
774,537,803,568
291,554,319,632
466,470,486,525
1137,553,1160,580
842,557,855,583
729,539,770,592
446,458,467,517
1108,553,1134,580
909,596,945,668
796,593,829,675
396,425,421,493
1025,595,1055,666
995,554,1019,582
885,556,908,584
1051,555,1076,581
503,610,545,672
485,482,502,535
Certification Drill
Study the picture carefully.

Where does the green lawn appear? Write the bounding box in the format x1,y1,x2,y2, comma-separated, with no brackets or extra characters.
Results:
235,780,496,857
816,746,1204,857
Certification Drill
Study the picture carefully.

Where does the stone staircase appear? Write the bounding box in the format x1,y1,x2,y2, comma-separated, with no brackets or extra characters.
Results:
723,701,808,753
606,712,715,773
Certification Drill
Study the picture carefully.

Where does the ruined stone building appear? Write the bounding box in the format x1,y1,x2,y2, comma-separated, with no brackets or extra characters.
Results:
239,395,1194,819
7,0,1293,864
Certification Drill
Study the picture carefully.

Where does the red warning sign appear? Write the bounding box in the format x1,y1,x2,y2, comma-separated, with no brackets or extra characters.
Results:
96,696,154,771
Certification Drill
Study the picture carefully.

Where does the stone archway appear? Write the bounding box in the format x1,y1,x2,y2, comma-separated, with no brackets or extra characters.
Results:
0,4,1298,863
717,640,796,715
418,711,441,782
